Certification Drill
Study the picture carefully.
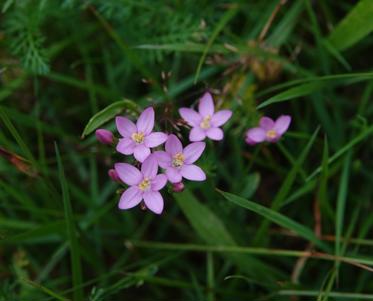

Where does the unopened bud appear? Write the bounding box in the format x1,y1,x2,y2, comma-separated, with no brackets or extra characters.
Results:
108,169,121,182
172,182,184,193
95,129,114,145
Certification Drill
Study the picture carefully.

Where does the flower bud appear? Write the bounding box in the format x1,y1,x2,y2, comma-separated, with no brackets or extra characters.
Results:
95,129,114,145
172,182,184,193
108,169,121,182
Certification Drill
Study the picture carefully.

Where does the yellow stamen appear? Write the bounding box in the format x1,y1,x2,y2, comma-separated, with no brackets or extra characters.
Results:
131,132,145,143
200,115,211,129
266,129,277,139
172,152,185,167
138,178,150,191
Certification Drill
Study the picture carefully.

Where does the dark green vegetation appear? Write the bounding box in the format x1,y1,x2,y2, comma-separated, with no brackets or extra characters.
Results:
1,0,373,300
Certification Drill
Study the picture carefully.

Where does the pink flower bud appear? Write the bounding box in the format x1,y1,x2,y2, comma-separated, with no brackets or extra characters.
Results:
108,169,121,182
96,129,114,145
172,182,185,193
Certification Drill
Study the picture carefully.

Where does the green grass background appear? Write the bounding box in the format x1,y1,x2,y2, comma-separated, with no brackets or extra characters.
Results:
0,0,373,300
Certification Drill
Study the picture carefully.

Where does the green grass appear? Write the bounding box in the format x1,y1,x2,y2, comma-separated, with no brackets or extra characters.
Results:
1,0,373,300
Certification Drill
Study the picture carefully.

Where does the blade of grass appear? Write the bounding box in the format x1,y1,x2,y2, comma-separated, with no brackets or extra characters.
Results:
327,0,373,50
173,189,285,282
335,151,352,276
194,5,238,83
219,190,330,251
318,136,335,221
129,240,373,268
307,124,373,181
280,289,373,300
253,127,320,245
55,143,83,301
206,252,214,301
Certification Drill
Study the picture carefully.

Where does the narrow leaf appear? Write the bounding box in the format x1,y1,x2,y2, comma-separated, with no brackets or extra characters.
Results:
219,190,330,252
174,189,284,281
328,0,373,50
81,99,139,138
55,143,83,301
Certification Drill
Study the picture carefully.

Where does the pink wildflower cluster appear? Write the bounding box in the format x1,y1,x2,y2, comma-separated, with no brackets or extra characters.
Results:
95,92,232,214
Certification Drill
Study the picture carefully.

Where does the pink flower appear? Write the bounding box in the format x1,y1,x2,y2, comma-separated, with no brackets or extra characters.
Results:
116,107,168,162
95,129,114,145
179,92,232,142
115,155,167,214
155,134,206,183
245,115,291,145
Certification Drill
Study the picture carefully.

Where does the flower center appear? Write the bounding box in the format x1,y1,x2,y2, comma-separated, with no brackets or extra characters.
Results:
200,115,211,129
172,152,185,168
266,129,277,139
131,132,145,144
138,177,150,191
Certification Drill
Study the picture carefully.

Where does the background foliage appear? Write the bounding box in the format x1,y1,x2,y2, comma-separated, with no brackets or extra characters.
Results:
1,0,373,300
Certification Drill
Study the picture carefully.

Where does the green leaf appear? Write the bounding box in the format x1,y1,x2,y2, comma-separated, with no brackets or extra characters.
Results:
194,5,238,83
174,189,284,282
55,143,83,301
219,190,330,252
307,124,373,181
335,152,352,274
257,82,325,109
81,99,139,138
253,127,320,245
327,0,373,50
257,72,373,109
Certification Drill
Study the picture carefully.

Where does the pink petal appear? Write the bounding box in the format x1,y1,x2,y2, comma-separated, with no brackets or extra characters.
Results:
179,108,202,127
141,155,158,179
246,127,266,144
206,127,223,140
144,132,168,148
116,138,135,155
151,174,167,191
134,144,151,162
189,127,206,142
183,142,205,164
114,163,142,186
245,136,257,145
116,116,137,138
118,186,142,210
143,191,164,214
259,117,275,130
180,164,206,181
198,92,215,117
153,151,172,169
165,134,183,155
136,107,154,135
211,110,232,127
166,167,182,183
273,115,291,135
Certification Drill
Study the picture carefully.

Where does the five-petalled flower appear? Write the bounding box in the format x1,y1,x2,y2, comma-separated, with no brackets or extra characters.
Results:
116,107,168,162
115,155,167,214
179,92,232,142
155,134,206,183
245,115,291,145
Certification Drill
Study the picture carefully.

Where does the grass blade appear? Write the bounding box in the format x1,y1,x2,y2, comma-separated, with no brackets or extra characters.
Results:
253,127,320,244
335,151,352,275
174,189,284,281
219,190,330,252
194,5,238,83
55,143,83,301
327,0,373,50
